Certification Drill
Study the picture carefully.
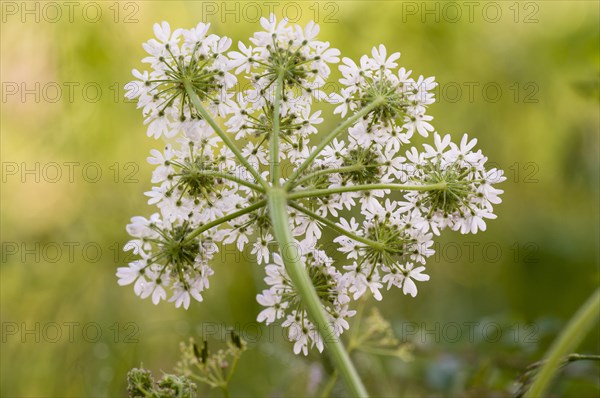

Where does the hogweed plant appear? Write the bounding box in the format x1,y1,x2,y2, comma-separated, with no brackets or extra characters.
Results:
118,15,505,396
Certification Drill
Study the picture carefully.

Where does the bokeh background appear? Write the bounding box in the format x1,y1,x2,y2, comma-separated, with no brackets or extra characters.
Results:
1,1,599,397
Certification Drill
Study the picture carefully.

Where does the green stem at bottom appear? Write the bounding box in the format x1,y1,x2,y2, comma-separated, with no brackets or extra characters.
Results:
268,188,369,398
524,288,600,397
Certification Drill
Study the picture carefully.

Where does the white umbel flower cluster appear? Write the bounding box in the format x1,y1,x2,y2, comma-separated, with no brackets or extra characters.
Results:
401,133,506,235
226,17,340,164
125,21,236,139
118,15,504,355
333,44,436,141
257,247,355,355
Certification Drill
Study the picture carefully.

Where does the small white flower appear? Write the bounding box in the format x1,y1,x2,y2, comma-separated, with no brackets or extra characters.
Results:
256,290,286,324
400,262,430,297
252,233,273,264
371,44,400,69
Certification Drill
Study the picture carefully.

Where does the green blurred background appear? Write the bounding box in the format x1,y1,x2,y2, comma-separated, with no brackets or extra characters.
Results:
1,1,599,396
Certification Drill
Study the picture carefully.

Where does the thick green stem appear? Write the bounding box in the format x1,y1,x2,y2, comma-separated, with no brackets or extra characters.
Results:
183,199,267,244
221,387,230,398
184,81,269,190
270,74,284,185
288,182,448,201
524,288,600,397
284,101,382,189
268,188,369,397
288,202,384,250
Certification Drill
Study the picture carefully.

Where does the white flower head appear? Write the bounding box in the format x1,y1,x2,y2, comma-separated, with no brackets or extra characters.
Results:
121,18,504,358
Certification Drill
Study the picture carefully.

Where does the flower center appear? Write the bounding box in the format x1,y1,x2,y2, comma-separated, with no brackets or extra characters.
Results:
262,39,315,88
281,254,338,308
342,147,382,185
145,223,201,279
357,74,410,127
151,43,225,119
420,160,475,216
167,142,225,206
